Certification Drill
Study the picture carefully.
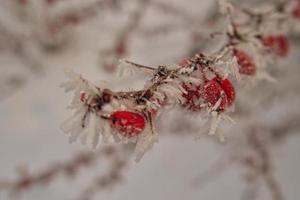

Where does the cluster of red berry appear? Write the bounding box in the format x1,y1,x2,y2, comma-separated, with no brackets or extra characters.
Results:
181,32,290,115
78,30,291,138
99,33,291,137
73,1,298,140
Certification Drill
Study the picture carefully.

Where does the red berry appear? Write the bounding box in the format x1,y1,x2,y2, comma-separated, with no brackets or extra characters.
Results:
262,35,289,57
18,0,29,5
111,111,146,137
292,2,300,18
216,78,235,106
182,77,235,112
202,77,235,110
182,83,202,111
201,79,228,111
234,49,256,76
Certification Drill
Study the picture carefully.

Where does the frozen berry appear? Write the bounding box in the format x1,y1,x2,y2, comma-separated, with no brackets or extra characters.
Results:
262,35,289,57
234,49,256,76
215,77,235,107
182,83,202,111
201,78,235,111
201,79,227,110
182,77,235,112
111,111,146,137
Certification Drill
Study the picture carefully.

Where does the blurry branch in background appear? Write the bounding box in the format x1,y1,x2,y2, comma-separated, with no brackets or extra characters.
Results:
99,0,221,72
0,0,219,100
0,75,26,101
0,145,130,200
77,148,128,200
190,122,300,200
249,133,283,200
190,155,231,188
99,0,151,72
191,108,300,200
143,0,220,57
0,0,121,101
236,131,284,200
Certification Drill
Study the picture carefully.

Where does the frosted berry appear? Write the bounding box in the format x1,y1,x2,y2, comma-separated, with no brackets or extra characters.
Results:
201,78,228,111
234,49,256,76
201,77,235,111
182,77,235,112
262,35,289,57
215,77,235,107
111,111,146,137
182,83,202,111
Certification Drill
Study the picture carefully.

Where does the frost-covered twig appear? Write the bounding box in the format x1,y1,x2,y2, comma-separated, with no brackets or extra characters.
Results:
0,0,121,101
61,0,298,162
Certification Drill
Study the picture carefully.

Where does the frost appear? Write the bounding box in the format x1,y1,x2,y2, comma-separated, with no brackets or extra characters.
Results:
134,126,159,162
117,59,140,77
218,0,233,15
157,80,186,104
208,111,224,142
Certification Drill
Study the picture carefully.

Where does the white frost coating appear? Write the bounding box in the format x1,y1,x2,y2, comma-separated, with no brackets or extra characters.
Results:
90,114,100,149
60,68,159,161
208,111,225,142
218,0,233,15
228,56,241,81
60,69,105,148
117,59,140,77
210,97,223,112
60,105,87,143
178,75,203,85
157,80,186,104
178,66,194,74
134,126,159,162
61,68,98,93
257,72,277,83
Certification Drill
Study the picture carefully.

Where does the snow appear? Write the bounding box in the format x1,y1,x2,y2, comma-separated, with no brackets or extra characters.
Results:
0,0,300,199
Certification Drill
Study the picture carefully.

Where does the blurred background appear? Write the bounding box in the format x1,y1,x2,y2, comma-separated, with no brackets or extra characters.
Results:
0,0,300,199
